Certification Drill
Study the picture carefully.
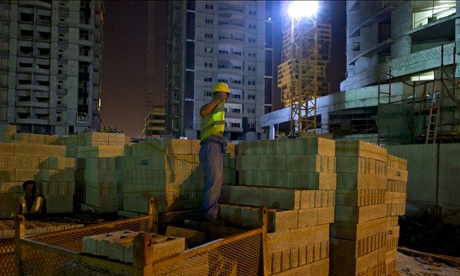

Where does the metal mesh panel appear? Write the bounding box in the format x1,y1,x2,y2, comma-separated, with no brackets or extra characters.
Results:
0,237,16,275
19,242,131,276
23,216,153,251
18,216,152,275
152,232,262,276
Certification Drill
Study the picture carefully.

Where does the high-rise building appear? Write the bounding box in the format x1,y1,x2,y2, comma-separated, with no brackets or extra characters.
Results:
166,1,281,140
141,105,166,138
0,0,103,135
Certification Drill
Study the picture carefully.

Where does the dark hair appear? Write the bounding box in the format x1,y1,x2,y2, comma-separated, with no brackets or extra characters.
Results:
22,180,37,190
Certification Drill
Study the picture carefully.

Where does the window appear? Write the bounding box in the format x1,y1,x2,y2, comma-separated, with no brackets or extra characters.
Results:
249,10,256,16
232,108,241,114
231,122,241,128
204,77,213,82
205,19,213,24
205,4,213,10
205,47,213,53
204,62,212,68
248,66,256,71
79,29,90,40
249,38,256,43
249,24,256,30
247,80,255,85
248,94,255,100
247,122,255,128
204,91,212,97
248,52,256,57
248,108,255,114
205,33,213,38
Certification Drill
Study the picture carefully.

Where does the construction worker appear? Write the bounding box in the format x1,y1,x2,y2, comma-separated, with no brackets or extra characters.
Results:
199,82,230,222
16,180,47,220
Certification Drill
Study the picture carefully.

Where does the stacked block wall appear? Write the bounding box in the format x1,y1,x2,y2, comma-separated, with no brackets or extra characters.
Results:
227,138,336,275
121,139,236,214
330,140,408,276
0,141,75,217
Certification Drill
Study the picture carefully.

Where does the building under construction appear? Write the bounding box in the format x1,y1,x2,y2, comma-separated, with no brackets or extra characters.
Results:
264,1,460,145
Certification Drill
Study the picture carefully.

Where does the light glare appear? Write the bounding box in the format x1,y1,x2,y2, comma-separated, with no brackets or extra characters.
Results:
288,1,318,19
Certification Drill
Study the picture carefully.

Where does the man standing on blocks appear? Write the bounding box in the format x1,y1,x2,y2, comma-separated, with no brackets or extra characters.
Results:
199,82,230,223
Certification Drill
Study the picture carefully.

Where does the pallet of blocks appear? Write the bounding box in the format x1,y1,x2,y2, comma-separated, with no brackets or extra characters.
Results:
330,140,408,276
119,139,236,217
0,219,83,237
220,137,336,275
0,136,76,218
76,157,124,213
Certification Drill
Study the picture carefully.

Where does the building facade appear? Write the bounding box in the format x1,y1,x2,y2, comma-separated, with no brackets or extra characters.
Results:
263,1,460,144
141,105,166,138
0,0,103,135
166,1,281,141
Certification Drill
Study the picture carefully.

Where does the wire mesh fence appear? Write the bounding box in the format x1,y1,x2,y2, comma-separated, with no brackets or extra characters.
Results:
0,237,16,275
15,214,265,276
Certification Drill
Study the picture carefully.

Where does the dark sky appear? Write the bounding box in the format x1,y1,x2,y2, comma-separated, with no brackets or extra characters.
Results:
100,1,149,138
100,1,346,138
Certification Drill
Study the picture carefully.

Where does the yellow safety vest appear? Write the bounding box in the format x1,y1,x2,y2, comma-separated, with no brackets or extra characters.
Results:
201,102,226,141
17,195,45,214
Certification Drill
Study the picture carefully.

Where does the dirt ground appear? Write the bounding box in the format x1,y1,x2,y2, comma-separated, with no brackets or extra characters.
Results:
396,210,460,275
396,251,460,275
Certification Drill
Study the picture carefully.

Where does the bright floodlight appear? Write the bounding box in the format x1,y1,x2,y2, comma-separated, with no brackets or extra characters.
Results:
288,1,318,19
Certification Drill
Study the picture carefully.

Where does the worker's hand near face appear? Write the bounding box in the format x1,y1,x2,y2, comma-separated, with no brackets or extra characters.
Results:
215,92,228,102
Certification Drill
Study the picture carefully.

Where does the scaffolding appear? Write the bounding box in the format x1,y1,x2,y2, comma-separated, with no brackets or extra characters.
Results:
377,46,460,146
277,3,331,136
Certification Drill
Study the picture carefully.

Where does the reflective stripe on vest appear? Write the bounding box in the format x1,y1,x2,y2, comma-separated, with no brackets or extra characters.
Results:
18,195,44,214
201,102,225,141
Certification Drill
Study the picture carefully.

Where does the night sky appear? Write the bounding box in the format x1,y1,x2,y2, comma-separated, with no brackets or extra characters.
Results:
100,1,346,138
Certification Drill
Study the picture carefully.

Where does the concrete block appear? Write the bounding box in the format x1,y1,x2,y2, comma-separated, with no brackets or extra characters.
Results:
387,179,407,193
386,166,408,181
285,137,336,156
336,173,387,190
330,247,386,276
330,217,389,241
336,140,388,162
286,172,337,190
286,155,333,173
336,189,386,207
46,194,73,214
334,204,387,224
0,143,15,156
165,226,206,249
14,144,67,157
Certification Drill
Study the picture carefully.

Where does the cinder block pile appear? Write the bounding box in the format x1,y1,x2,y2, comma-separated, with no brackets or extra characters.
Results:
64,133,126,213
223,137,336,275
330,140,407,276
82,230,185,263
385,154,408,273
76,157,123,213
0,139,75,217
0,219,83,237
120,139,236,216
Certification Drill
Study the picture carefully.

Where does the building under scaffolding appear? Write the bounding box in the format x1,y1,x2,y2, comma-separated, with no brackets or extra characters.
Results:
263,0,460,145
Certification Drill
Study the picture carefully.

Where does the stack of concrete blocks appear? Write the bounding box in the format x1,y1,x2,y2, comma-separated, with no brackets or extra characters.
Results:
385,154,408,273
0,219,83,237
330,140,405,276
62,132,125,213
120,139,235,216
82,230,185,263
76,157,123,213
58,132,125,158
0,139,76,217
222,138,336,275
